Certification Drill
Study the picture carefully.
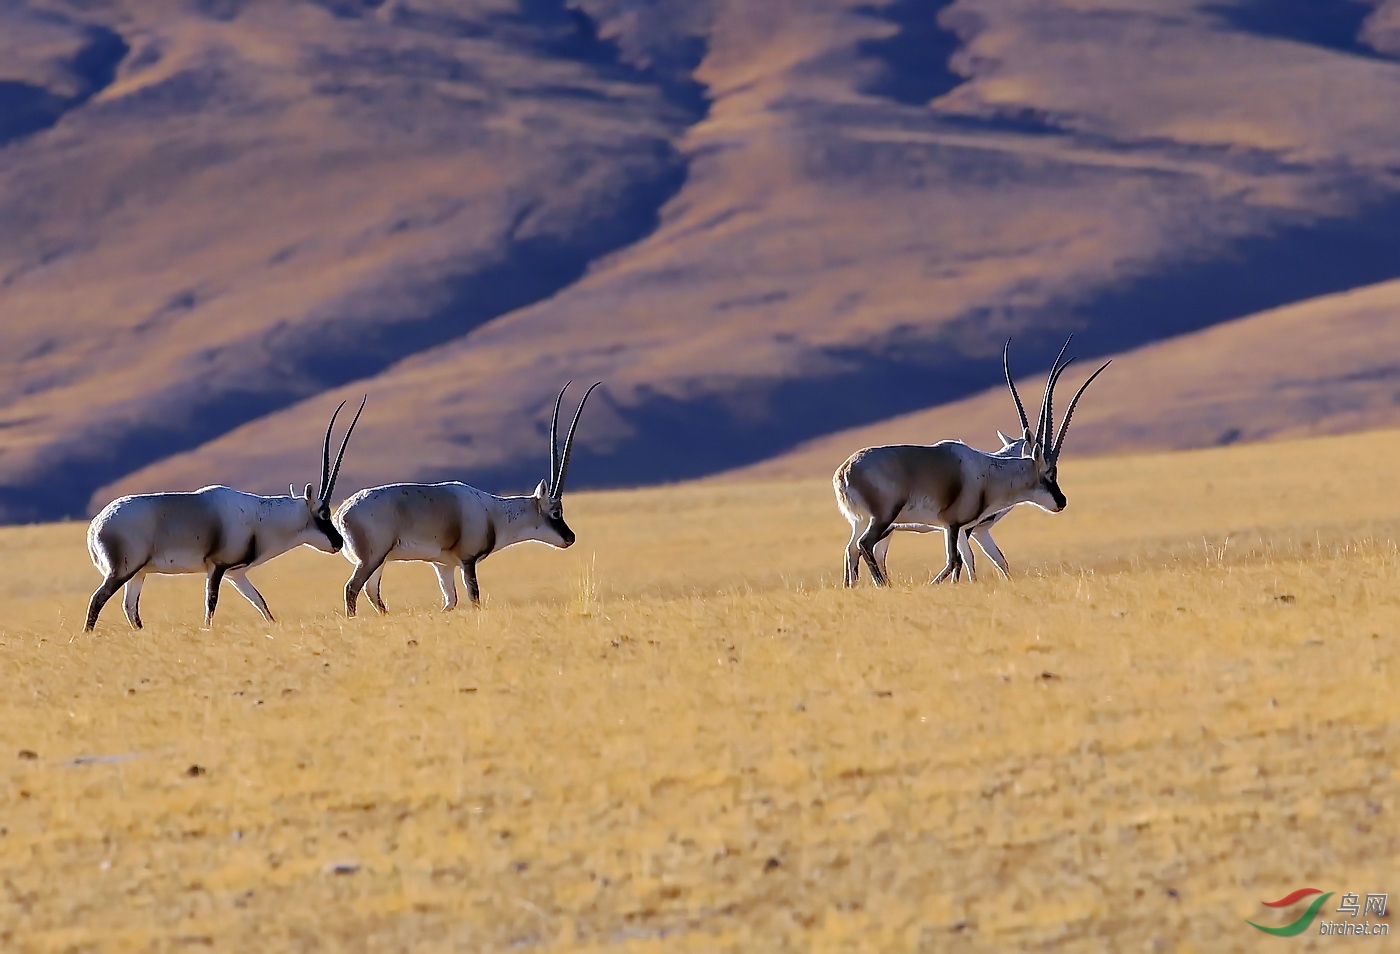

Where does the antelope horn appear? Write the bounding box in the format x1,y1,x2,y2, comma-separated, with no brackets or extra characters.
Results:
547,382,571,494
318,400,346,503
552,381,602,499
1049,360,1111,463
322,395,367,505
1003,339,1032,443
1036,335,1075,450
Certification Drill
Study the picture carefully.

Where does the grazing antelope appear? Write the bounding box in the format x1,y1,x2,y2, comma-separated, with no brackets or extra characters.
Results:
334,381,601,615
835,338,1109,587
84,398,367,631
869,430,1028,585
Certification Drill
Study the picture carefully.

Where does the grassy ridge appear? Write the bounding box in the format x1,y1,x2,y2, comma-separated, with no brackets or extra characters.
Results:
2,432,1397,951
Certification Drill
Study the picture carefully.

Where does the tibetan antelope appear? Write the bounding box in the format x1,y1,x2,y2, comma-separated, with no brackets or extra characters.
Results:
871,430,1028,585
334,381,601,615
835,338,1109,587
84,398,367,631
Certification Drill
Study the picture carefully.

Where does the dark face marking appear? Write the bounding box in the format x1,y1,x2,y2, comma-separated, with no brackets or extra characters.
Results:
1042,477,1067,511
546,509,575,548
314,508,344,552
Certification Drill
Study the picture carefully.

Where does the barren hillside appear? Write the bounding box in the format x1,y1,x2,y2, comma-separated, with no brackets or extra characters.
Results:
723,276,1400,481
4,0,1400,519
0,0,704,520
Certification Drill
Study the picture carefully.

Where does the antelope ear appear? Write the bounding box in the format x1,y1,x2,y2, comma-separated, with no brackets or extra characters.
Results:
996,429,1013,446
304,483,315,502
290,483,297,498
534,479,549,500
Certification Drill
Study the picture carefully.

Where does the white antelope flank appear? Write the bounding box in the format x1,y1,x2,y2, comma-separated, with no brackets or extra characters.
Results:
84,398,367,631
834,338,1110,587
874,429,1030,585
334,381,602,615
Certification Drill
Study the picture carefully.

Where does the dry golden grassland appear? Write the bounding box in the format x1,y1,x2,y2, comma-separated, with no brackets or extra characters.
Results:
2,431,1397,952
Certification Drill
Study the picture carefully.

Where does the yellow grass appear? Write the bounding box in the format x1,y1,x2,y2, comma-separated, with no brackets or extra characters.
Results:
2,431,1398,952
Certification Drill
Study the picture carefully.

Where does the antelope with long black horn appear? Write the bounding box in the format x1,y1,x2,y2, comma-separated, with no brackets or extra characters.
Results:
863,430,1029,585
834,338,1109,587
84,398,367,631
334,381,601,615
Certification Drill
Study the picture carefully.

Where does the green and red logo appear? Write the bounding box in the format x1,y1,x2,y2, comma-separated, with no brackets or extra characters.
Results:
1246,888,1333,936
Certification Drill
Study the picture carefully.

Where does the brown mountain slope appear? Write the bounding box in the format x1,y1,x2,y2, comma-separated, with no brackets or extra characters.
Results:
105,0,1400,506
6,1,1400,519
717,277,1400,482
0,0,701,521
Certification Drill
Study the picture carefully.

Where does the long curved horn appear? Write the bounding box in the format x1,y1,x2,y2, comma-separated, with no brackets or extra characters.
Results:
1041,353,1075,449
318,400,347,502
552,381,602,499
1049,360,1111,463
322,395,367,505
1036,335,1075,449
1003,339,1032,442
548,382,570,495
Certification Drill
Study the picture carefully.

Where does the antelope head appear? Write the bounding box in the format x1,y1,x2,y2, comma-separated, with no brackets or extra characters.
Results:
531,381,602,548
993,430,1029,457
292,396,366,552
1003,337,1110,513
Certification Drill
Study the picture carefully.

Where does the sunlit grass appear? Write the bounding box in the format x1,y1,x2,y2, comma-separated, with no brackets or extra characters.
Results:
2,431,1398,951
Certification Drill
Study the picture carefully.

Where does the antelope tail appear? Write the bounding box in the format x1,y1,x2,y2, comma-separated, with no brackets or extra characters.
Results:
833,459,865,523
87,522,109,575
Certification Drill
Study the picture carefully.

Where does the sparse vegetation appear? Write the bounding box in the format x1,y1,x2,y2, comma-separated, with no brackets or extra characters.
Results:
2,431,1396,950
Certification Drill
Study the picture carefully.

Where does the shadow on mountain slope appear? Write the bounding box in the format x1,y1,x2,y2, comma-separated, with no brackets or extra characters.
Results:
504,191,1400,489
522,0,710,118
857,0,962,106
0,26,127,148
0,158,688,521
855,1,1067,136
0,4,709,524
1204,0,1386,59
